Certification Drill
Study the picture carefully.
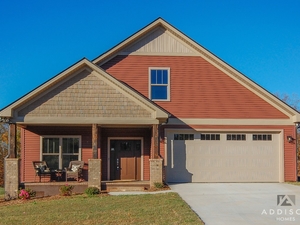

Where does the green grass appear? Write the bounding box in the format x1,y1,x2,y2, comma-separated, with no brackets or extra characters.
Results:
0,193,204,225
0,187,4,198
286,182,300,186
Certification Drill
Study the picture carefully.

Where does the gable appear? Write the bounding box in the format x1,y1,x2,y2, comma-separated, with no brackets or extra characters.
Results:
94,18,300,122
0,59,168,124
17,69,151,119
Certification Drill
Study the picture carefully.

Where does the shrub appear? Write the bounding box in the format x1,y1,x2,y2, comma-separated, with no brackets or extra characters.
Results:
85,187,100,196
19,188,36,200
59,183,74,196
154,182,164,189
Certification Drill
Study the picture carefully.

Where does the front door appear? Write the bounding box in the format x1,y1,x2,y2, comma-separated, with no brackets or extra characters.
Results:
110,140,141,180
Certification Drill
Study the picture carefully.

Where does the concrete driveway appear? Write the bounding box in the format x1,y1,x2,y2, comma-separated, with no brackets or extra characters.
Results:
169,183,300,225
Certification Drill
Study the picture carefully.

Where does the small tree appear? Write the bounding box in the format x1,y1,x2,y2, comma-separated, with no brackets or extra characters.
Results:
0,123,8,187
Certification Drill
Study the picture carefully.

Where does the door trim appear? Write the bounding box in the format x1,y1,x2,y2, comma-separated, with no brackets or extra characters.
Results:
107,137,144,181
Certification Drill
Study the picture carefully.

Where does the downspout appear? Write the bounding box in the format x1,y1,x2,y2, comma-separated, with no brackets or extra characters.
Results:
296,123,300,181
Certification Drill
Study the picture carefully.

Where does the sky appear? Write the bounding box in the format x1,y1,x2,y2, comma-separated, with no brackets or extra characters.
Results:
0,0,300,109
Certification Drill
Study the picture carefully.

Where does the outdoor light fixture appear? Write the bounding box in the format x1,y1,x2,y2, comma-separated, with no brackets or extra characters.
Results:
287,135,295,143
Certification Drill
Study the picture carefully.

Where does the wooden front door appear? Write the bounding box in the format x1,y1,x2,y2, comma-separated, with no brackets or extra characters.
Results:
110,140,141,180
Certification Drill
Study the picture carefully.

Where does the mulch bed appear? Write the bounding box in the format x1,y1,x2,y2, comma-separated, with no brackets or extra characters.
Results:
0,184,171,206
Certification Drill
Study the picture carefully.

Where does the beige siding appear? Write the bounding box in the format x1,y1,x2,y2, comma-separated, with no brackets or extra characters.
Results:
121,27,196,55
17,69,151,118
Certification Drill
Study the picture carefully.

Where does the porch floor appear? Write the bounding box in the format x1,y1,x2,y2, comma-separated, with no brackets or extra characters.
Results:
23,180,150,196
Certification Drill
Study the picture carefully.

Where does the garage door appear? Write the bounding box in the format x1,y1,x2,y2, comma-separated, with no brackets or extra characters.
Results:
166,132,281,182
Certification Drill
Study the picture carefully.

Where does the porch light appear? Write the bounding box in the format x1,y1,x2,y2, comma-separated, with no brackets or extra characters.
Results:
287,135,295,143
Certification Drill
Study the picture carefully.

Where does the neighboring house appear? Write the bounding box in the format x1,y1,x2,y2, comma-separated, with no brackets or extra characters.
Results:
1,18,299,184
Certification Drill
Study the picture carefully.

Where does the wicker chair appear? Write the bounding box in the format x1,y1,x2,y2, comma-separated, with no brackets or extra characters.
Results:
32,161,52,182
65,161,84,182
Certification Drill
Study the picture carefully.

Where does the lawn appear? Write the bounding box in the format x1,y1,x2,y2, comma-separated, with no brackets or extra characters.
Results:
0,192,204,225
0,187,4,198
286,182,300,186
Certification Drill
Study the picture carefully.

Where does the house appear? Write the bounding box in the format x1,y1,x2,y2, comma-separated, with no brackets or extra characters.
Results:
1,18,299,189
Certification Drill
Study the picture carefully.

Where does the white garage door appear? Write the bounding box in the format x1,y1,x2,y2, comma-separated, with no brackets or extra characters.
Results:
166,132,282,182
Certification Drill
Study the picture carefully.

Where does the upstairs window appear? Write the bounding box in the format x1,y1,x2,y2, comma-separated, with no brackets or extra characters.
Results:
149,68,170,101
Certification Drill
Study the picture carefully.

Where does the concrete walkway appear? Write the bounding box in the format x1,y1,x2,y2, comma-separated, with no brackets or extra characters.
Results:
169,183,300,225
108,190,174,195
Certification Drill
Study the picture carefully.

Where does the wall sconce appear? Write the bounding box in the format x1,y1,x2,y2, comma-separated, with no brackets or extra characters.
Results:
287,136,295,143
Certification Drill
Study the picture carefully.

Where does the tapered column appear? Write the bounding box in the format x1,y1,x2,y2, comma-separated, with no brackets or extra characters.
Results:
152,124,159,159
9,123,16,158
92,124,98,159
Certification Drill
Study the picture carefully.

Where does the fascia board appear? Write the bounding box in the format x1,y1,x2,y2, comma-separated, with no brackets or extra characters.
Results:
1,58,168,121
12,116,160,125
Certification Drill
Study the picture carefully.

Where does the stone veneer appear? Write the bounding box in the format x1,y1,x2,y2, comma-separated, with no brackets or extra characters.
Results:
4,158,19,200
149,159,163,187
88,159,102,190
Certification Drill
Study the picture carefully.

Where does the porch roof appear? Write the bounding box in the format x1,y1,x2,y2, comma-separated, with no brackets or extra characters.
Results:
0,59,169,125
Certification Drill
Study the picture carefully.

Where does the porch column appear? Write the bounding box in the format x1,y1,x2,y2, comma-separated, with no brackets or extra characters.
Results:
9,123,17,158
4,158,19,200
152,124,159,159
92,124,98,159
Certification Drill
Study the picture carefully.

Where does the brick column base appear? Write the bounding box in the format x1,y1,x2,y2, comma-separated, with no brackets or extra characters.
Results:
4,158,19,200
88,159,101,190
149,159,163,187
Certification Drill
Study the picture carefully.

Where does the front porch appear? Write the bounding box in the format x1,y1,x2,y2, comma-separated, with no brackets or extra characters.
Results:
23,180,151,196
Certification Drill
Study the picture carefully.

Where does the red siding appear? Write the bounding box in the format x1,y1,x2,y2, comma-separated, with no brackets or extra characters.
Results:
21,126,152,182
101,55,288,119
22,126,94,182
162,124,297,181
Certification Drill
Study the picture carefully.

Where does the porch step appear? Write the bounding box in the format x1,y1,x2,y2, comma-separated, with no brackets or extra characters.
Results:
103,181,150,192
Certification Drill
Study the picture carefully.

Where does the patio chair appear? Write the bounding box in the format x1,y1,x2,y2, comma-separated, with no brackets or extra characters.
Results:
32,161,52,182
65,161,84,182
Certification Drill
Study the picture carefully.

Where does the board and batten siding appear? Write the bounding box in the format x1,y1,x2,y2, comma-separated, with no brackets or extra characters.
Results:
101,55,288,119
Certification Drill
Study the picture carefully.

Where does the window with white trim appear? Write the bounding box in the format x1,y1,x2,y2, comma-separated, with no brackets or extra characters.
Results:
149,68,170,100
41,136,81,169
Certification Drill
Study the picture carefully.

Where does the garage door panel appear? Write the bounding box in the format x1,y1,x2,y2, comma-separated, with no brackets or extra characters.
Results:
166,133,280,182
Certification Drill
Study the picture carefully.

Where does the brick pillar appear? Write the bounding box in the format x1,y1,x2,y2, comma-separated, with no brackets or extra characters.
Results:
4,158,19,200
150,158,163,187
88,159,101,190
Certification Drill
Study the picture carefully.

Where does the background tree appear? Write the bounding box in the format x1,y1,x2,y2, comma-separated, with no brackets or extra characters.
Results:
0,123,9,187
0,123,21,187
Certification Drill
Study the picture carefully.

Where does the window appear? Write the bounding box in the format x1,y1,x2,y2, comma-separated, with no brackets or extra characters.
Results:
42,136,81,169
252,134,272,141
227,134,246,141
200,134,220,140
174,134,194,140
149,68,170,100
